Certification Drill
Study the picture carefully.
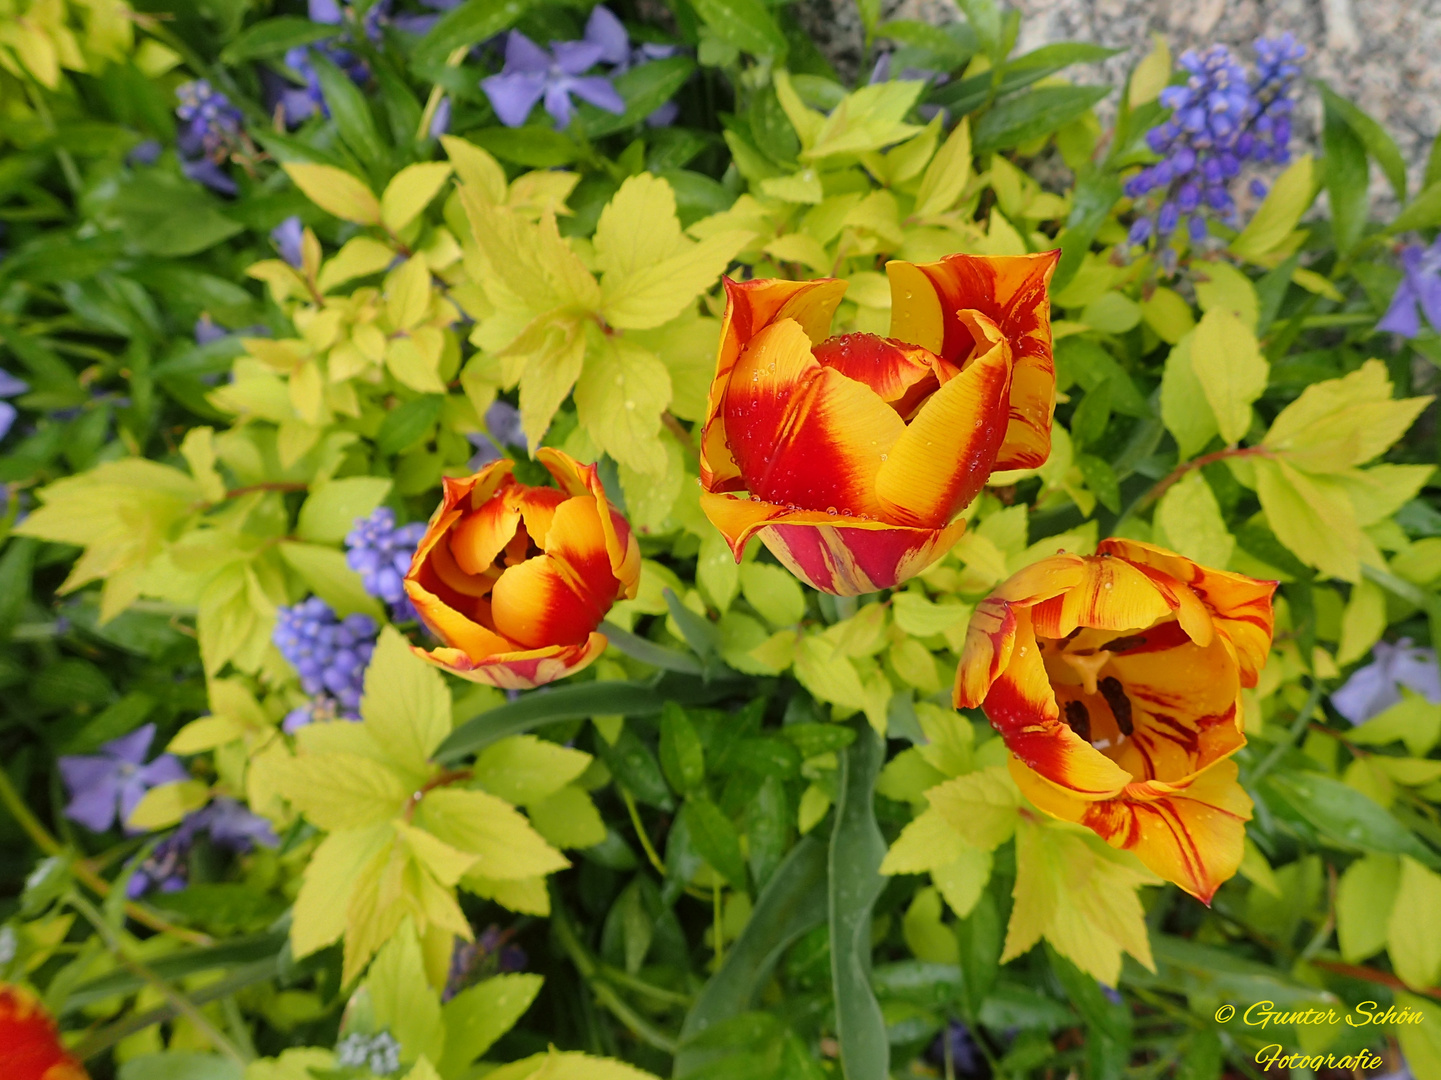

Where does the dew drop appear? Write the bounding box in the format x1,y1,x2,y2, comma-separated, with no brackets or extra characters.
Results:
826,506,837,515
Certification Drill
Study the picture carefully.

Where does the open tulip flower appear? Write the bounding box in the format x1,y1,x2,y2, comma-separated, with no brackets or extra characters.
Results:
698,252,1060,595
955,538,1277,902
0,983,88,1080
404,447,640,689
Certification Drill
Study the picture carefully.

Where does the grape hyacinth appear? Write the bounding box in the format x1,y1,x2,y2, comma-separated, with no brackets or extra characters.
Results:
272,598,377,723
1125,34,1305,251
335,1031,402,1075
175,80,247,195
346,507,427,621
127,797,278,897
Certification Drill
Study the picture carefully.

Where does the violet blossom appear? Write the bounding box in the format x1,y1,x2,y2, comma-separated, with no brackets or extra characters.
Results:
0,369,28,442
128,796,278,897
58,724,189,835
1331,638,1441,724
481,29,624,128
1377,237,1441,339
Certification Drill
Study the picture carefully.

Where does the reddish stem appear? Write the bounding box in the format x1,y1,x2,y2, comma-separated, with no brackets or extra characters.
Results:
1140,445,1270,509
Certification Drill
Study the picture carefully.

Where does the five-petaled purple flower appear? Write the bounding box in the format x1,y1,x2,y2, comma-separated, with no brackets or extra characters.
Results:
0,368,28,442
58,724,189,835
1331,638,1441,725
271,216,305,269
481,16,626,129
127,796,279,897
1377,237,1441,340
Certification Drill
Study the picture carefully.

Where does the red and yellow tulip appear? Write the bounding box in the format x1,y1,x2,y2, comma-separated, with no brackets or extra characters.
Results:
0,983,88,1080
955,538,1277,902
405,448,641,689
698,252,1060,595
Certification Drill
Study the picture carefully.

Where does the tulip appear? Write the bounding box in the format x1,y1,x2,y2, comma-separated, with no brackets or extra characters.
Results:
0,983,88,1080
404,448,640,689
698,252,1060,595
954,538,1276,902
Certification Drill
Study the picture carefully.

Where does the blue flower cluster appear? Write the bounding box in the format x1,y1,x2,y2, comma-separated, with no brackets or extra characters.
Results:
336,1031,402,1074
346,507,427,621
127,797,278,897
175,80,247,195
278,0,380,125
1125,34,1305,249
273,598,377,722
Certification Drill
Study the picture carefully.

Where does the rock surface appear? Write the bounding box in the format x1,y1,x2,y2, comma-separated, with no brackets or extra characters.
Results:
795,0,1441,200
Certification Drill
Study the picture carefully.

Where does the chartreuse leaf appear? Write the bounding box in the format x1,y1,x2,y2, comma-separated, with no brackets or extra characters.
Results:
296,476,391,544
574,334,672,476
283,163,381,225
528,786,606,850
366,919,444,1063
1154,471,1234,570
829,721,889,1080
471,734,591,806
806,81,925,161
1254,458,1366,582
1348,689,1441,756
360,626,453,781
1395,993,1441,1080
292,824,391,958
1336,853,1399,962
279,542,385,620
740,562,807,628
438,973,544,1074
245,1048,336,1079
1388,856,1441,990
1159,333,1219,459
925,765,1021,849
1230,155,1315,261
594,174,750,331
912,117,972,218
1189,307,1267,444
381,162,453,233
1003,818,1158,985
1128,32,1171,106
126,780,211,831
481,1050,658,1080
278,752,409,831
413,787,568,881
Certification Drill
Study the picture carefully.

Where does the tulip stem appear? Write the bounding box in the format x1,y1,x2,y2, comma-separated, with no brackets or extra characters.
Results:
1250,677,1325,784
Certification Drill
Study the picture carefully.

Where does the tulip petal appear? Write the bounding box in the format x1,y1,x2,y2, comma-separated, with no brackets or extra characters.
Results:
406,577,514,660
811,332,957,416
491,552,607,649
504,483,568,549
1028,555,1173,640
537,447,640,596
954,554,1086,708
415,633,606,690
758,516,967,596
1098,538,1277,687
983,608,1132,797
543,496,622,610
898,251,1060,471
701,277,848,494
449,494,523,576
875,309,1012,528
724,317,903,519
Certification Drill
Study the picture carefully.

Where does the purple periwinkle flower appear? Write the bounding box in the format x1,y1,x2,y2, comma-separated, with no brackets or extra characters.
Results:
466,400,527,468
58,724,189,835
429,96,452,139
1377,237,1441,339
482,30,624,129
127,139,162,167
271,216,305,269
126,796,278,897
0,368,28,442
927,1020,981,1074
1332,639,1441,724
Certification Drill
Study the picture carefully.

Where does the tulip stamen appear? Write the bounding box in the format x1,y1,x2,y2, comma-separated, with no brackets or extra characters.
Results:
1099,676,1135,736
1063,699,1091,741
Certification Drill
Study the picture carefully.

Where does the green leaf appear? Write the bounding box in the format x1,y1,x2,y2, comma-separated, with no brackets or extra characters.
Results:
660,702,706,794
1230,155,1315,261
926,765,1020,850
740,562,807,628
110,172,242,257
278,541,384,619
1318,81,1408,201
687,0,787,59
601,723,675,811
438,974,544,1074
575,337,671,475
376,394,444,455
675,837,828,1073
471,126,580,167
1323,98,1370,256
415,787,568,879
1264,772,1440,867
746,775,791,891
367,920,445,1066
829,721,889,1080
1154,471,1234,570
1253,458,1365,582
1349,690,1441,757
1387,181,1441,234
578,57,697,139
309,52,388,170
278,752,409,831
413,0,531,66
380,162,454,233
435,676,743,761
1052,166,1122,293
1396,993,1441,1080
972,85,1112,155
219,17,339,63
296,476,392,544
685,797,747,886
119,1053,242,1080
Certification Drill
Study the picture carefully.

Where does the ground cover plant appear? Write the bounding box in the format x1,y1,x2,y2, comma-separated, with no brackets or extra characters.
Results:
3,0,1441,1077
